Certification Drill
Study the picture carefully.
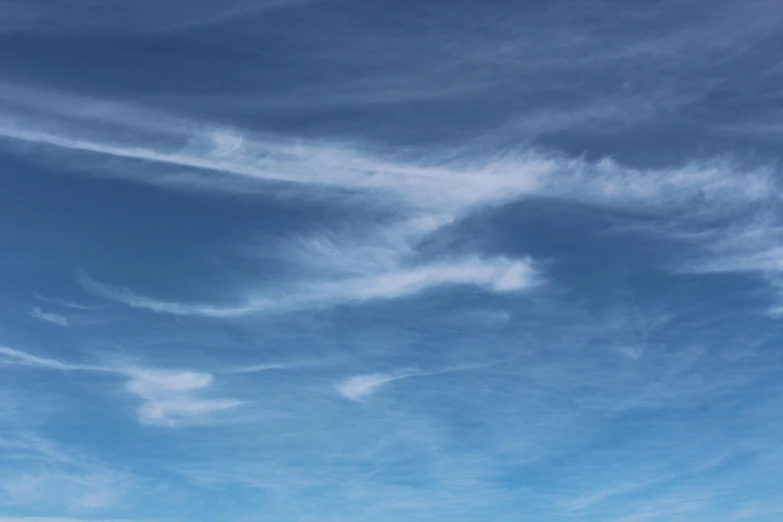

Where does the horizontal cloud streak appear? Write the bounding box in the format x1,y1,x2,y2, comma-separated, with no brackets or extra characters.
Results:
30,307,68,327
0,85,770,214
125,370,242,426
0,0,318,34
79,257,537,317
336,370,424,402
0,114,772,217
34,293,104,310
78,273,263,318
0,346,102,372
2,86,778,319
0,346,246,426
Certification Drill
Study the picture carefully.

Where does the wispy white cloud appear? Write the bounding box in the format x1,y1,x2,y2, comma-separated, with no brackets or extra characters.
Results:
79,257,537,317
316,257,538,300
1,84,778,321
2,107,771,215
0,346,101,371
336,370,425,402
78,273,263,318
29,307,68,327
226,363,290,374
0,345,242,426
0,123,548,211
0,0,318,34
2,3,783,520
34,293,104,310
666,213,783,314
125,369,242,426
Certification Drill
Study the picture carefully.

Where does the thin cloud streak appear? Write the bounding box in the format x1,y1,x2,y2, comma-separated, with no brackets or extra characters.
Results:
29,307,68,327
0,0,320,34
34,293,104,310
0,346,103,372
78,257,538,317
2,86,781,328
0,124,548,211
334,365,482,402
0,345,247,426
78,273,263,318
336,370,425,402
0,115,773,214
0,84,770,211
2,87,779,316
125,369,242,426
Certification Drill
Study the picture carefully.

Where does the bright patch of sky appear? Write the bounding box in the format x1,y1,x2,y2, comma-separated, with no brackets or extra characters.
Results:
1,0,783,520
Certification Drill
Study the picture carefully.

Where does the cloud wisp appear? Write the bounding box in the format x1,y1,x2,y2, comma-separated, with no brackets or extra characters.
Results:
0,345,245,426
336,370,427,402
125,369,242,426
0,86,772,214
78,257,538,318
0,0,319,35
34,293,104,310
29,307,69,327
3,2,783,521
335,364,484,402
0,346,103,372
0,83,780,320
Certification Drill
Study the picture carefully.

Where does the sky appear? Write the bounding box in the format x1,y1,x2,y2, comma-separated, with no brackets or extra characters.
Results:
1,0,783,521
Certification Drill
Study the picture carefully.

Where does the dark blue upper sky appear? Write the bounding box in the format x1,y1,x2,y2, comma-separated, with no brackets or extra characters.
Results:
1,1,783,521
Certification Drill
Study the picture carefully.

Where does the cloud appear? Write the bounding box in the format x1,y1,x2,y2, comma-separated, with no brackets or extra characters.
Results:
226,363,290,374
336,371,424,402
79,257,537,317
0,122,548,211
125,369,242,426
0,346,100,371
0,433,135,513
0,84,772,221
0,0,318,34
0,345,241,426
3,103,770,216
34,293,103,310
2,3,783,520
1,84,777,322
29,307,68,327
78,273,263,318
682,215,783,274
665,213,783,314
317,257,538,300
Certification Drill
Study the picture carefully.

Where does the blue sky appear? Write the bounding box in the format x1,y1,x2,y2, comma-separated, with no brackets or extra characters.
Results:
1,0,783,520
